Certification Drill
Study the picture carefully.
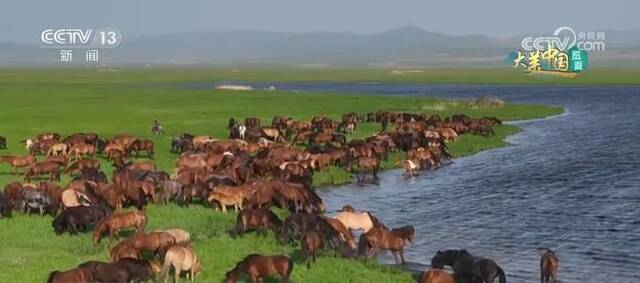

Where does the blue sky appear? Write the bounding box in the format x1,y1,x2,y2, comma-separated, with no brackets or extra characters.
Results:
1,0,636,43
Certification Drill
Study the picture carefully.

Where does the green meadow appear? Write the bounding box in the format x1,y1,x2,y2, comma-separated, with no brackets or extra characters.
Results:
0,69,562,282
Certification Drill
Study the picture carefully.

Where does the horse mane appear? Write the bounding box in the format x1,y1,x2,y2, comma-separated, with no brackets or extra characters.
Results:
365,211,387,229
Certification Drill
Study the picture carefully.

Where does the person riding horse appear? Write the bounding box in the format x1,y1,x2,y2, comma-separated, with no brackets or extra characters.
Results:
151,120,164,135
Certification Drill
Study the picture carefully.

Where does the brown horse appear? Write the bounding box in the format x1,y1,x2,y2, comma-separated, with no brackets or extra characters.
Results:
358,225,413,264
127,231,176,256
320,216,357,250
301,230,324,268
207,186,245,213
65,158,100,175
157,245,201,283
68,143,96,160
225,254,294,283
233,208,282,236
152,228,191,245
110,240,141,262
93,210,147,244
540,248,558,283
127,139,155,159
421,269,454,283
348,155,380,182
24,161,63,182
0,155,36,175
47,266,94,283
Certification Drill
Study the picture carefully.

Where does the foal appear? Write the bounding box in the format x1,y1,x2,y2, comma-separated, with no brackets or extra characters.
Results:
540,248,558,283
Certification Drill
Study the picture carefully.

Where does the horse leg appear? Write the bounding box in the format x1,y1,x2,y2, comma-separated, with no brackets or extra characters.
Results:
399,248,405,264
390,250,399,264
174,266,180,283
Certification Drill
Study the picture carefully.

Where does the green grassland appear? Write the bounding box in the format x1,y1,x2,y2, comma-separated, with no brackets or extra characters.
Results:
0,69,562,282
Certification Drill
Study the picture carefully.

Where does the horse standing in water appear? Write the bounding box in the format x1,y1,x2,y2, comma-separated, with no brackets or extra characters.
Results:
540,248,558,283
431,249,507,283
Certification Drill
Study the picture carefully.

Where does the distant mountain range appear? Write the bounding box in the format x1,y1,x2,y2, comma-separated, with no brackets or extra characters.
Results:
2,26,640,67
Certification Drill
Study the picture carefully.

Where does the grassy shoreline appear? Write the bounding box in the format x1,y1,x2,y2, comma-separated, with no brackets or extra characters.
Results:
0,70,563,282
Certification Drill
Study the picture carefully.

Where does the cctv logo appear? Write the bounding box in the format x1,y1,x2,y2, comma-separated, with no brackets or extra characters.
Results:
41,29,94,45
521,26,605,52
521,27,576,51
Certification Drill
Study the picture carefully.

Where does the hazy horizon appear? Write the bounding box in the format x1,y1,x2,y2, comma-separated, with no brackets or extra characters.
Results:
2,0,638,44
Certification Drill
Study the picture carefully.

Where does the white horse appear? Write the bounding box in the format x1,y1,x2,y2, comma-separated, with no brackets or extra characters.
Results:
24,139,34,152
238,125,247,139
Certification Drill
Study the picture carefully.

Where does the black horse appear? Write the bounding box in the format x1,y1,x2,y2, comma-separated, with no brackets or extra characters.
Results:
0,193,12,217
431,249,507,283
0,135,6,150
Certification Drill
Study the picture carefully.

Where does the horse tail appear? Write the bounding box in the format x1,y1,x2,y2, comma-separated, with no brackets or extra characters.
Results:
496,264,507,283
356,233,367,258
160,250,173,279
285,257,295,279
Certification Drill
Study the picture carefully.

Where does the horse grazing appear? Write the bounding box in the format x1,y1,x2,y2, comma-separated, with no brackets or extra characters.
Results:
540,248,558,283
24,161,63,182
431,249,507,283
301,230,325,268
0,155,36,175
152,228,191,245
127,139,155,159
46,143,68,157
47,267,94,283
78,259,153,283
110,240,141,262
233,208,282,236
157,245,201,283
127,231,176,256
52,206,101,235
93,210,147,244
357,225,414,264
207,186,245,213
225,254,294,283
334,207,385,233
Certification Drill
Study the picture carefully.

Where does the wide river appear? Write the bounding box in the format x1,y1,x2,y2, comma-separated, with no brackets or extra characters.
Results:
248,83,640,283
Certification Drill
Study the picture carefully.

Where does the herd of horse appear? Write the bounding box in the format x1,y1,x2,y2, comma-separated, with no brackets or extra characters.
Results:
0,111,559,283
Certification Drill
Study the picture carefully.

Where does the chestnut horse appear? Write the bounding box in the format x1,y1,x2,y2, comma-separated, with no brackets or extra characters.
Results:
540,248,558,283
225,254,294,283
357,225,414,264
0,155,36,175
47,267,93,283
93,210,147,244
24,161,63,182
421,269,475,283
127,139,155,159
301,230,324,268
233,208,282,236
110,240,141,262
